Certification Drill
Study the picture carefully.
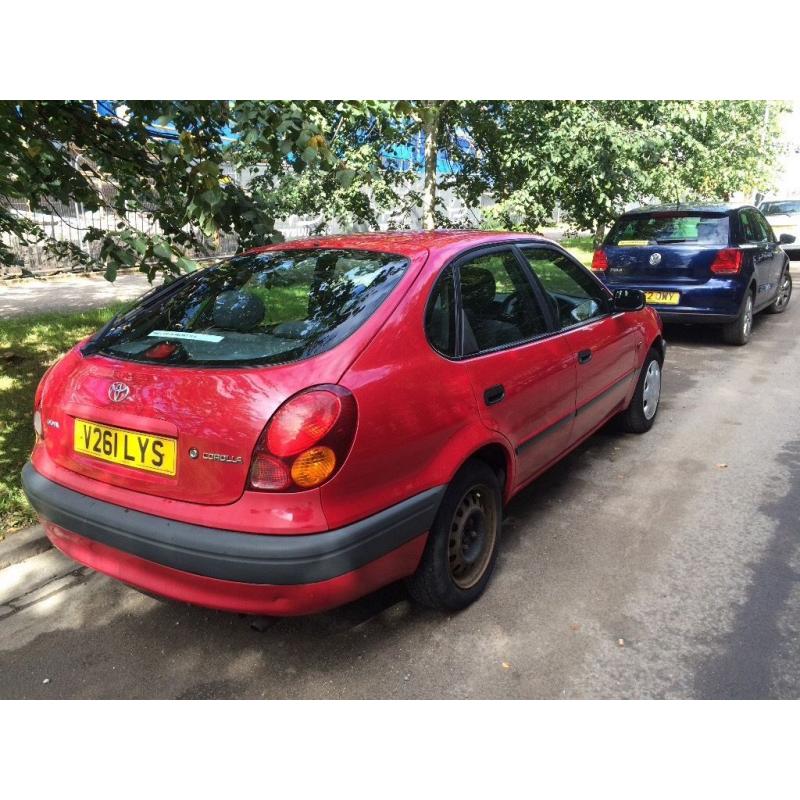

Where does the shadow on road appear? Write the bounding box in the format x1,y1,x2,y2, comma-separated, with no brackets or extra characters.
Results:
693,437,800,699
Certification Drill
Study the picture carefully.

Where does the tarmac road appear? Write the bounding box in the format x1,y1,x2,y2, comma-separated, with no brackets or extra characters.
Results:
1,288,799,699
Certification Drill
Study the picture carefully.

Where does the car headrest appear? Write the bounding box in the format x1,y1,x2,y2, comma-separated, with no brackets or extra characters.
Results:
696,221,724,243
461,267,496,311
212,290,265,331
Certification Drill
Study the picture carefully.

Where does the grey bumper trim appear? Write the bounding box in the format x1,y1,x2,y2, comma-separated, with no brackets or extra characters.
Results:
656,311,738,324
21,463,444,585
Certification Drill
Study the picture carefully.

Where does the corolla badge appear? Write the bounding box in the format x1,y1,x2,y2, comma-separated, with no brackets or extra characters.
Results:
649,253,662,266
108,382,130,403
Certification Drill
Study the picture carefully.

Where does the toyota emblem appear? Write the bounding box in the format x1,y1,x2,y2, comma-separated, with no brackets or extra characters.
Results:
649,252,662,266
108,382,130,403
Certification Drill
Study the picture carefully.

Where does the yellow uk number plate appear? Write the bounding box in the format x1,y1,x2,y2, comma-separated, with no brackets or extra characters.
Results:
644,291,680,306
73,418,177,476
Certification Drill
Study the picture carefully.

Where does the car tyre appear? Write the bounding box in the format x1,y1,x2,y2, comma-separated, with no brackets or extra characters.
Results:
618,348,662,434
406,459,502,612
766,269,792,314
722,291,754,345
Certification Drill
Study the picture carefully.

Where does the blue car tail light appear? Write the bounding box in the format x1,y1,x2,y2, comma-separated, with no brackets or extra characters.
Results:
710,249,742,275
591,249,609,273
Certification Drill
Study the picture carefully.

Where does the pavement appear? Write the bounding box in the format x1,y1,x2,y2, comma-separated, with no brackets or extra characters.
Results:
0,272,154,318
2,284,800,698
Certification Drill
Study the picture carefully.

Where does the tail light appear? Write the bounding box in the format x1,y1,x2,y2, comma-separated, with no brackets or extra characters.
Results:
710,248,743,275
33,363,55,441
248,386,357,492
591,249,609,272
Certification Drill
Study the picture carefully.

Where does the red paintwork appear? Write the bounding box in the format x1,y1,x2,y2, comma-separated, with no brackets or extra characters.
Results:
43,521,427,616
31,230,663,614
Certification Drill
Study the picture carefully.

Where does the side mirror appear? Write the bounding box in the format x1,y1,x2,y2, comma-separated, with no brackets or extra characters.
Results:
612,288,646,312
779,233,796,245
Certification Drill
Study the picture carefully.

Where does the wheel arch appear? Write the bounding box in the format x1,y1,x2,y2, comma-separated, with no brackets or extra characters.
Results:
444,440,515,503
649,334,666,364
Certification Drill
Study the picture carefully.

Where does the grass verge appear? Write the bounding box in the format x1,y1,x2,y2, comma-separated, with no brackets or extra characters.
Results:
560,236,595,268
0,305,122,538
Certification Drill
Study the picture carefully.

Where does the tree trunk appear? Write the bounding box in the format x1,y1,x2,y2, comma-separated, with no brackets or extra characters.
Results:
593,221,606,247
421,102,443,230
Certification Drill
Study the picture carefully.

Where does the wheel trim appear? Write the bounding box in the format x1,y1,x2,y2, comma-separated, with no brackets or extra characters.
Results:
448,484,498,590
642,359,661,421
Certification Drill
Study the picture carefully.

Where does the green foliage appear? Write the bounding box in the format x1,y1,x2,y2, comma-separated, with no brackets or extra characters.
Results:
444,100,789,236
0,101,339,280
240,101,422,232
249,100,789,239
0,100,789,282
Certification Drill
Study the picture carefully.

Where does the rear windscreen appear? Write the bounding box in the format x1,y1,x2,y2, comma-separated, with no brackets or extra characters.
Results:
86,249,409,366
607,213,730,246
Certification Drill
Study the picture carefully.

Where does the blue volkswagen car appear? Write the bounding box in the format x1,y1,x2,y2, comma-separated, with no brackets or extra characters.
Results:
591,204,794,345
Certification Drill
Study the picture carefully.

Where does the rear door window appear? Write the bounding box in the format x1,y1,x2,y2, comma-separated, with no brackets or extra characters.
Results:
87,249,409,366
608,213,730,246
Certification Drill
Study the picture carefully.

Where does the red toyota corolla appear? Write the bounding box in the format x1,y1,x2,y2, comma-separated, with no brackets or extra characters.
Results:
23,231,664,615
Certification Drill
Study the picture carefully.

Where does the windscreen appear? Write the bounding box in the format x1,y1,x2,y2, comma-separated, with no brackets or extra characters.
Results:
607,212,730,246
760,201,800,216
87,249,409,366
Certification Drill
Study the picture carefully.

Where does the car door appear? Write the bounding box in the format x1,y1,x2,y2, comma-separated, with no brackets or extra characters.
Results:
452,247,576,489
518,245,638,445
738,209,779,308
750,208,785,304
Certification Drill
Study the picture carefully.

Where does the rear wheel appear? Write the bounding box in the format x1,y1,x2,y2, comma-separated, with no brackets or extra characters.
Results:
618,348,662,434
406,460,502,611
722,291,754,346
767,270,792,314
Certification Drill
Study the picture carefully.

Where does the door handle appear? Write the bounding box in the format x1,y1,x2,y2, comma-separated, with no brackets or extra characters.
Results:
484,385,505,406
578,349,592,364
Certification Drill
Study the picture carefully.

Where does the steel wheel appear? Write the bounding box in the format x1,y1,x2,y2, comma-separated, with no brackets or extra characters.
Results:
642,359,661,420
448,484,498,590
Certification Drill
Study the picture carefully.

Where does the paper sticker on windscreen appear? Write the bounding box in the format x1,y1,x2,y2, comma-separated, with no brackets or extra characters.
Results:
148,330,224,343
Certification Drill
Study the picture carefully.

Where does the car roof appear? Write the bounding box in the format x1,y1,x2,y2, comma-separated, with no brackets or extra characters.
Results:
622,202,748,216
244,229,551,258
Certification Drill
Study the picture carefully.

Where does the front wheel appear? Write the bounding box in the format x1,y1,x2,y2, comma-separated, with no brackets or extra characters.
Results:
406,460,502,611
767,270,792,314
618,348,662,434
722,292,754,345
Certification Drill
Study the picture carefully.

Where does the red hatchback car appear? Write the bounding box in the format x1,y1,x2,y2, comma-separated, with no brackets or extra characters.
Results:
23,231,664,615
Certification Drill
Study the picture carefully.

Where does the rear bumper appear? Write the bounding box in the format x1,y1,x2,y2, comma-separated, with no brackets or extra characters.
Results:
22,462,442,615
656,310,739,325
602,277,746,324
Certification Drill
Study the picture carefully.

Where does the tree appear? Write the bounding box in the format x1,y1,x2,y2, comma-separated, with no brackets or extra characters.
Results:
241,100,458,233
0,101,334,280
440,101,789,242
237,101,420,234
0,100,789,282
